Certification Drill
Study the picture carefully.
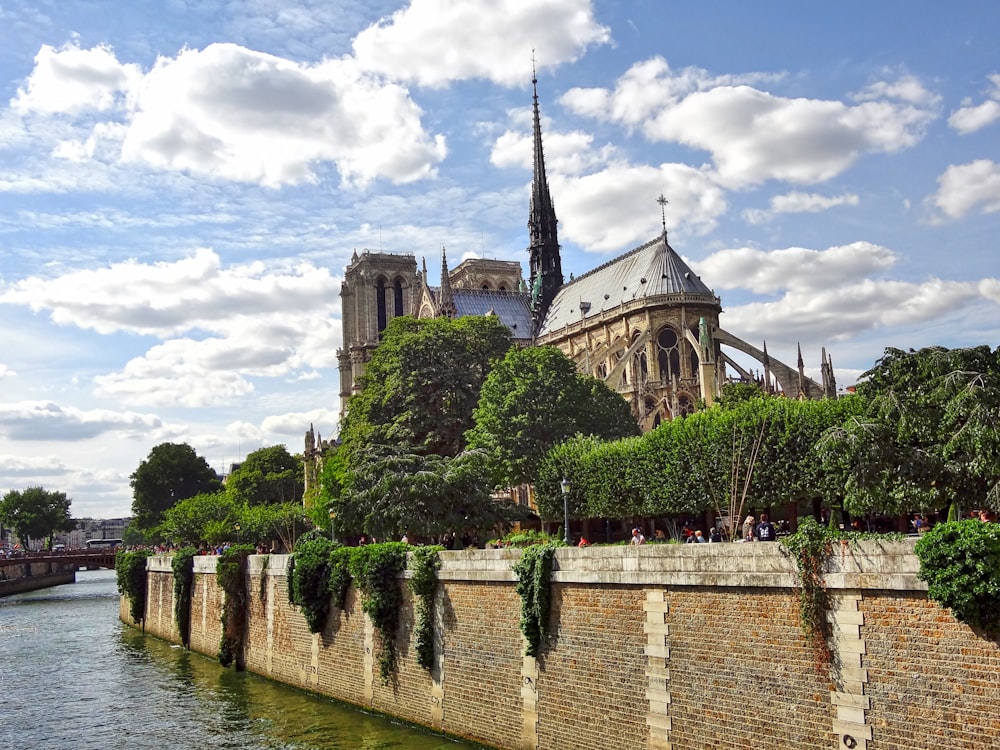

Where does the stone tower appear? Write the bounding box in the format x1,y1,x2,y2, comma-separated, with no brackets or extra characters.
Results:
337,250,419,415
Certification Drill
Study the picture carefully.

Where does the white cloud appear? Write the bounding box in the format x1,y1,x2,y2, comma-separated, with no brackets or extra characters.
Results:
550,162,728,252
743,191,859,223
563,58,939,188
11,42,142,115
927,159,1000,221
11,41,448,188
0,364,13,379
693,242,898,295
352,0,611,87
0,401,162,440
948,73,1000,134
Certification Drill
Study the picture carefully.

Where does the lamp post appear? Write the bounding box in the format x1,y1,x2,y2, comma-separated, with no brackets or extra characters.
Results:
328,507,337,543
234,522,241,545
560,477,571,544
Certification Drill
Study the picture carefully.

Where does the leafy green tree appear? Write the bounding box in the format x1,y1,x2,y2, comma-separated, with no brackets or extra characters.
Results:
130,442,222,531
0,486,75,548
226,445,303,506
333,445,518,543
240,502,310,552
819,346,1000,515
466,346,639,488
158,492,237,546
338,315,513,460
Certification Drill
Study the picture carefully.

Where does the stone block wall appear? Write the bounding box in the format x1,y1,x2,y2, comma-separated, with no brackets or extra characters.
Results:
132,540,1000,750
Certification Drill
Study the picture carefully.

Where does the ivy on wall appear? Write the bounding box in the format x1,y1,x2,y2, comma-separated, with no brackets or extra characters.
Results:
171,547,197,648
916,520,1000,634
780,517,834,669
217,543,254,668
289,537,337,633
408,545,443,671
116,549,153,626
348,542,408,683
512,543,556,657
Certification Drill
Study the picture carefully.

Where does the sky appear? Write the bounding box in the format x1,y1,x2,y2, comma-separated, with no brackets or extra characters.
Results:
1,0,998,520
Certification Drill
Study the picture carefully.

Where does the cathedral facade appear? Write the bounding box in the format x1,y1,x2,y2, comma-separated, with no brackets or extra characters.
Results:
335,76,836,432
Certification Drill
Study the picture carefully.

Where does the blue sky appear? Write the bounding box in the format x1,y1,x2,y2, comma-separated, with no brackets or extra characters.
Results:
1,0,998,519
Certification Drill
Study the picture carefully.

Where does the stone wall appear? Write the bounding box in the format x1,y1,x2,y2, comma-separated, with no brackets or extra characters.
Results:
130,541,1000,750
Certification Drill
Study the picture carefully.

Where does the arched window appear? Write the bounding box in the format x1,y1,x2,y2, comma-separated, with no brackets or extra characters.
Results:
376,278,387,332
393,278,404,317
656,327,681,381
596,362,607,380
677,394,694,416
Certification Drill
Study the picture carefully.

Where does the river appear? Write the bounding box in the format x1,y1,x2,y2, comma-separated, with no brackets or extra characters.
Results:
0,569,481,749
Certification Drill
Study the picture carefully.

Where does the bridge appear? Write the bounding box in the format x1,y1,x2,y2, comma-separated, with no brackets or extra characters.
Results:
0,549,118,571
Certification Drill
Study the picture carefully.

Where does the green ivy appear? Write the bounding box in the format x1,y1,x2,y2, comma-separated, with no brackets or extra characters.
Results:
289,537,337,633
116,549,153,625
780,517,835,668
171,547,197,648
408,545,443,671
916,520,1000,634
329,546,353,611
512,543,556,657
217,543,254,668
258,555,269,602
348,542,408,684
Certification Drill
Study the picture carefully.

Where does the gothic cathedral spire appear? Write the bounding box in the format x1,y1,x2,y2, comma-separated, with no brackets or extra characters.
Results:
527,64,563,338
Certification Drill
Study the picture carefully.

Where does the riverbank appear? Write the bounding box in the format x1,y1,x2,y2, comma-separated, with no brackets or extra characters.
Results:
124,541,1000,750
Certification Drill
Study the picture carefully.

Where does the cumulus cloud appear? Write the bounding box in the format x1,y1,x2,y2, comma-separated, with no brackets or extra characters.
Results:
693,242,898,295
0,453,73,477
743,191,860,223
948,73,1000,134
352,0,611,87
0,401,162,440
11,42,142,114
927,159,1000,221
0,250,343,408
692,243,1000,348
12,41,447,188
562,57,940,188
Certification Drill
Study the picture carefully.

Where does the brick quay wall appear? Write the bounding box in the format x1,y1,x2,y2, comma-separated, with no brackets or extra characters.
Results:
123,541,1000,750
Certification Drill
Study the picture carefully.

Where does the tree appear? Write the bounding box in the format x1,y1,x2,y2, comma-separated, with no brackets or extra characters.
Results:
226,445,303,506
158,491,237,546
466,346,639,488
332,445,521,543
0,486,75,548
130,442,222,531
819,346,1000,516
338,315,513,460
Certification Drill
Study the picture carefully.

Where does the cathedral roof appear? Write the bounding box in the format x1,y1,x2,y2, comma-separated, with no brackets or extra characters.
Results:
538,232,719,336
433,288,534,342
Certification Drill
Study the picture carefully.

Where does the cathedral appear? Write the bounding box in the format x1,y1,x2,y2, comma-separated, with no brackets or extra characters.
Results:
335,75,836,434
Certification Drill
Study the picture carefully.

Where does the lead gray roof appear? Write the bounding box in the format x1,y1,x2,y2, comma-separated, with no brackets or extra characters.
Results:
538,232,719,336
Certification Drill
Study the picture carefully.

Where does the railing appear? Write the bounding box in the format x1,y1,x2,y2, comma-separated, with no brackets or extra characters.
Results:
0,549,118,569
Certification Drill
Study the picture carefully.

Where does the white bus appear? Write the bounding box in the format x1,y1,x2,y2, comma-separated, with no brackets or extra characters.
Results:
85,538,123,549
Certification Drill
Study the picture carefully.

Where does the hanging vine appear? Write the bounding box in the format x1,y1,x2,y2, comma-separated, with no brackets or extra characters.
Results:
116,549,153,626
217,543,254,669
289,537,336,633
348,542,408,684
781,517,835,670
408,545,443,671
171,547,197,648
512,543,556,657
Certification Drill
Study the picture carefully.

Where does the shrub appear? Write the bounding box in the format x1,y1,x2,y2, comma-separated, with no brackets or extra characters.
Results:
349,543,408,683
116,549,153,625
289,537,337,633
171,547,197,647
512,543,556,656
217,543,254,668
916,520,1000,634
408,545,443,670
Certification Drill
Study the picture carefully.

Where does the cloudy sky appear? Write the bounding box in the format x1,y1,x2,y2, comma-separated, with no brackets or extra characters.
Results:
2,0,998,520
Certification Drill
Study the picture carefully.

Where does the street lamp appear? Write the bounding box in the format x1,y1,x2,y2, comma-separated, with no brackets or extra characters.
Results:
234,522,241,545
328,507,337,543
560,477,571,544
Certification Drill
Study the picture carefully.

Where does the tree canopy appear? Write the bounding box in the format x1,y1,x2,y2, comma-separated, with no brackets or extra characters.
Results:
0,486,75,547
226,444,303,506
338,315,513,460
130,442,222,530
818,345,1000,515
465,345,640,488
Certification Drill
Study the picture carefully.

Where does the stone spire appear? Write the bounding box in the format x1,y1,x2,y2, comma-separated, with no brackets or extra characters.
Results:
438,246,456,318
527,61,563,337
821,347,837,399
762,340,772,394
797,343,806,399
